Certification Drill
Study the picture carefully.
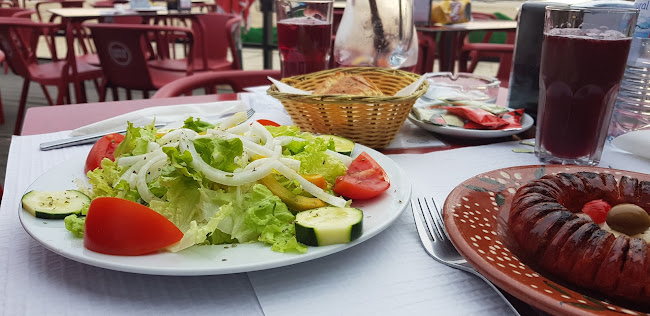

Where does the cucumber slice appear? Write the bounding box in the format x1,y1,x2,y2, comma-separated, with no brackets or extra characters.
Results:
295,207,363,246
318,135,355,156
21,190,90,219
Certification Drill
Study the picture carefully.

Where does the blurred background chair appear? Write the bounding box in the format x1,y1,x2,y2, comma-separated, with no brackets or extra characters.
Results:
148,13,242,72
0,17,103,134
85,22,196,101
0,7,34,18
415,31,436,75
152,69,281,98
457,12,516,87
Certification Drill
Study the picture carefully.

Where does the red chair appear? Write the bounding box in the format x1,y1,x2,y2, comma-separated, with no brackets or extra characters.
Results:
148,12,242,72
152,69,281,98
85,22,197,100
0,17,103,134
0,7,33,17
415,31,436,74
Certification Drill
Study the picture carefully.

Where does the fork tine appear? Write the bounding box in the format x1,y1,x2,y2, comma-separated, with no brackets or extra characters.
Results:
418,197,439,241
429,198,447,238
246,108,256,119
412,199,432,240
422,197,444,241
411,199,431,243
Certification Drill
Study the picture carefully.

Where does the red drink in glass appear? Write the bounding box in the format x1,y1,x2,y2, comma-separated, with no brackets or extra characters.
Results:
277,17,332,78
536,29,631,165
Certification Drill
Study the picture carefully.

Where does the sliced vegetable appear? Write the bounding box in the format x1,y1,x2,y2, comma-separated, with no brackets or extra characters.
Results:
318,134,355,156
582,199,611,224
85,133,125,173
301,174,328,190
22,190,90,219
295,207,363,246
333,152,390,199
83,197,183,256
256,119,281,127
259,174,326,213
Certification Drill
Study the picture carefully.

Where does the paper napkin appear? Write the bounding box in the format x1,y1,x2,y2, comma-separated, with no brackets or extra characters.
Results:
68,101,248,136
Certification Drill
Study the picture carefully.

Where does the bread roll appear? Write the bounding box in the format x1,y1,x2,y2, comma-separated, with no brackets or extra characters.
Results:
312,73,383,96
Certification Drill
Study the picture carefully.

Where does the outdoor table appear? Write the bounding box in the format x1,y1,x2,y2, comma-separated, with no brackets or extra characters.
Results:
4,88,648,315
416,20,518,72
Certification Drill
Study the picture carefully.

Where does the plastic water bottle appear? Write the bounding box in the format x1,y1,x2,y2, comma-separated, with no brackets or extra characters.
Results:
608,0,650,141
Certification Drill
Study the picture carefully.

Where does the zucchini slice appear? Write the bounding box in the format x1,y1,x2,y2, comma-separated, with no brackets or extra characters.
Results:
21,190,90,219
318,135,355,156
295,207,363,246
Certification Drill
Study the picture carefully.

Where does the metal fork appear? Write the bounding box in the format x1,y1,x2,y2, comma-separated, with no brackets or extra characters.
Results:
411,197,536,316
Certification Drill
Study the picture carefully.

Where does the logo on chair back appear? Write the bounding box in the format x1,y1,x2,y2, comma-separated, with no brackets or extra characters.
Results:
108,41,132,67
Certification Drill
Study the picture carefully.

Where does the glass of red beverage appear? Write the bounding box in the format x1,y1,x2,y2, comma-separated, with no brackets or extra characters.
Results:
535,6,638,166
275,0,333,78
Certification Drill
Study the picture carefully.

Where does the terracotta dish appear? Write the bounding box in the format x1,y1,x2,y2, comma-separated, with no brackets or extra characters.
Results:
443,165,650,315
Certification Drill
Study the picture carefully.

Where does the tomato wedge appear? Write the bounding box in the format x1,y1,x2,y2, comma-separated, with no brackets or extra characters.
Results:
333,152,390,199
256,119,281,127
84,133,125,174
84,197,183,256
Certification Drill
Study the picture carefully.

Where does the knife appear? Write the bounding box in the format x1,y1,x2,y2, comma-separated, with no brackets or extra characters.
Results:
39,123,167,151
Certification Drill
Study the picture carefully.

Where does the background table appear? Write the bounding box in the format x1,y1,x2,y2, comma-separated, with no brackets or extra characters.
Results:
416,20,518,72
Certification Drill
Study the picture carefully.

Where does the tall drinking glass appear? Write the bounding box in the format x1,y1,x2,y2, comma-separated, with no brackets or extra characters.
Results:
275,0,333,78
535,6,638,166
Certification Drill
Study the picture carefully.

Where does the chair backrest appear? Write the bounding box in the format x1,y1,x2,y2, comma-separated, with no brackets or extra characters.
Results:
85,22,194,91
192,12,242,70
0,7,33,17
0,17,58,78
152,69,281,98
471,12,498,21
465,12,499,46
0,8,34,46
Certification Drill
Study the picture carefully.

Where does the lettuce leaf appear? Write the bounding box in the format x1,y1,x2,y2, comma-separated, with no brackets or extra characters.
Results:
193,137,243,172
149,175,203,233
183,117,215,133
293,138,347,184
85,159,140,201
64,214,85,237
113,122,158,158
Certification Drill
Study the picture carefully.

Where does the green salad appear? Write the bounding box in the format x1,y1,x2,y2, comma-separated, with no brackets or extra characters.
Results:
65,112,355,253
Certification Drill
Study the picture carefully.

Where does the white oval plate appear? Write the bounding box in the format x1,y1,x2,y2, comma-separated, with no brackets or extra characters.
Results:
408,110,534,139
19,145,411,276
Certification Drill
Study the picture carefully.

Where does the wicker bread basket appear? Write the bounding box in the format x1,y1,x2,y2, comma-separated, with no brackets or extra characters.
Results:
267,67,429,149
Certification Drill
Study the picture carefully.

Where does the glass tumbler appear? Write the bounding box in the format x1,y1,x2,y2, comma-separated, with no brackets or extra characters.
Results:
535,6,638,166
275,0,334,78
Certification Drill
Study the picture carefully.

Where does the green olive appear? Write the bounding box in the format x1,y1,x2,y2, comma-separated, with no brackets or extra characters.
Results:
606,204,650,236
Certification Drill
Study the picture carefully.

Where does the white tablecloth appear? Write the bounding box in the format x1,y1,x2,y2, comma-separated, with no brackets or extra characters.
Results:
2,111,649,315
